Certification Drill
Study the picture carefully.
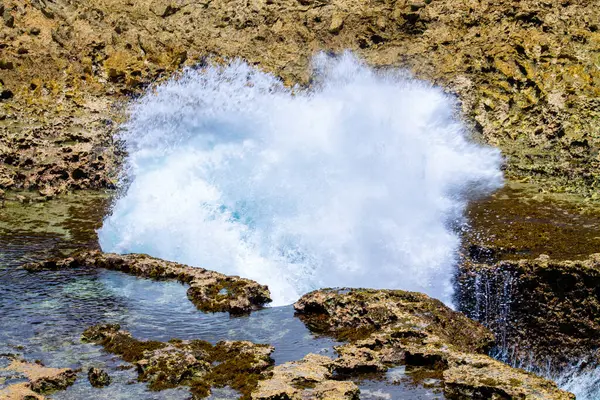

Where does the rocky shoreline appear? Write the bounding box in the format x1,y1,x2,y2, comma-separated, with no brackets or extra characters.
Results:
9,250,577,399
1,0,599,197
458,253,600,369
458,186,600,371
2,0,600,398
295,288,573,399
24,250,272,314
0,357,77,399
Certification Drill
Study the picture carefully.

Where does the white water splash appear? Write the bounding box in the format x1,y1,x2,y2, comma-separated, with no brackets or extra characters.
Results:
557,364,600,400
98,52,503,305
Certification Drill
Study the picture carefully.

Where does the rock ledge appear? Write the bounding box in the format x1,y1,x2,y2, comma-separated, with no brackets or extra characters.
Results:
24,250,272,314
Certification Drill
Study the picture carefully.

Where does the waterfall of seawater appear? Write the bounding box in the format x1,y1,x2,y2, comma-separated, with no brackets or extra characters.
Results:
98,52,503,305
467,269,600,399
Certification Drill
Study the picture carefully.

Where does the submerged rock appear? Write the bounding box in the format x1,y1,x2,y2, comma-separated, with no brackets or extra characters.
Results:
82,324,274,399
24,250,272,314
294,288,574,400
0,357,77,399
87,367,111,388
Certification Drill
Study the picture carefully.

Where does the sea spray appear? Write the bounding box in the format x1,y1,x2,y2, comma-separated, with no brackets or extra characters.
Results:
98,52,503,305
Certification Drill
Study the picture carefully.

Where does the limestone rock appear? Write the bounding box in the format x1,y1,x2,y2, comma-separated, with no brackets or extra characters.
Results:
149,0,181,18
82,324,274,398
3,9,13,28
458,253,600,367
328,13,344,34
0,0,599,195
251,353,359,400
0,358,77,398
24,250,272,314
294,288,574,400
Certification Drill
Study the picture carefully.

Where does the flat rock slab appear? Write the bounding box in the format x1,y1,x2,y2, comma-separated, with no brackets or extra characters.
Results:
0,358,77,399
252,353,359,400
24,250,272,314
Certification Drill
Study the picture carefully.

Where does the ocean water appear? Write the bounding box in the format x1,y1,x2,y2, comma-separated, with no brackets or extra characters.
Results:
98,52,503,305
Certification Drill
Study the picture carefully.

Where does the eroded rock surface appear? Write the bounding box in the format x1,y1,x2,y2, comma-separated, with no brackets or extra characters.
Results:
0,357,77,399
81,324,274,399
0,0,599,195
252,353,359,400
23,250,272,314
294,288,574,400
458,253,600,368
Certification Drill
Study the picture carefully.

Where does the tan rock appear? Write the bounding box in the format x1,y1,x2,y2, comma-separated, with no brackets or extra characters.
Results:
328,13,344,34
24,250,272,314
82,324,274,398
251,353,359,400
0,358,77,399
0,0,599,195
294,288,574,400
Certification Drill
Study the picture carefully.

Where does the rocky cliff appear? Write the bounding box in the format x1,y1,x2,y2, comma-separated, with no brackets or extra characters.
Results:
1,0,599,195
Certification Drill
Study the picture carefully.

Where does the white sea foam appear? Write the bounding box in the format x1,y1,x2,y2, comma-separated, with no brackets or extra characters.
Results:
98,52,503,305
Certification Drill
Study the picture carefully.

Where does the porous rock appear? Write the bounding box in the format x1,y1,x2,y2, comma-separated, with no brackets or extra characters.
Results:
0,357,77,399
24,250,272,314
82,324,274,399
294,288,574,400
87,367,111,388
251,353,359,400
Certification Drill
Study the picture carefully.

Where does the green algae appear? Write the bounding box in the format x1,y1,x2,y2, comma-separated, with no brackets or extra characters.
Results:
465,181,600,262
82,324,274,399
0,190,110,254
82,324,166,363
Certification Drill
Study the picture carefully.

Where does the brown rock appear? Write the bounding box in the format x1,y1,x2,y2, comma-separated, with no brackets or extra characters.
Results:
457,254,600,367
149,0,180,18
0,358,77,398
24,250,272,314
294,288,574,400
328,13,344,34
3,9,14,28
82,324,274,398
251,353,359,400
87,367,111,388
0,0,599,196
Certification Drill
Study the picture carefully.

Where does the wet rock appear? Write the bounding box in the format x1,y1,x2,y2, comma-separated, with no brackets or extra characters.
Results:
82,324,274,398
295,288,494,353
87,367,111,388
443,353,575,400
457,253,600,367
252,353,359,400
24,250,272,314
0,357,77,398
294,288,574,400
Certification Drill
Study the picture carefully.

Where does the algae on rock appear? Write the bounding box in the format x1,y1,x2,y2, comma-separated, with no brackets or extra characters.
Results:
294,288,575,399
81,324,274,399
